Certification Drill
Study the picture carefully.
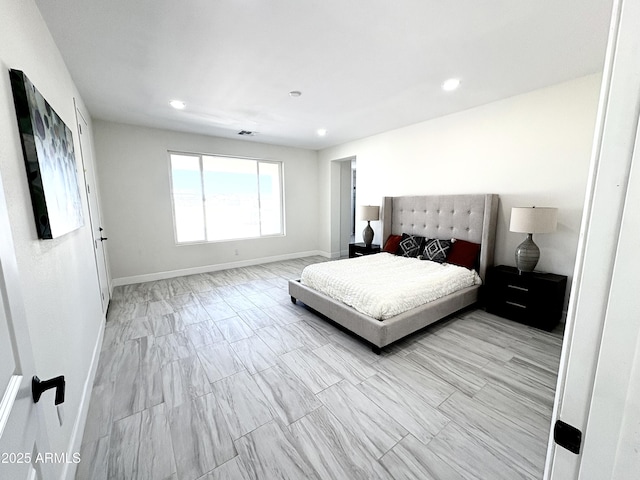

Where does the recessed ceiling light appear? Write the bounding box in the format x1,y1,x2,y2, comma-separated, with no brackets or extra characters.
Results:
169,100,186,109
441,78,461,92
317,128,327,137
289,91,302,97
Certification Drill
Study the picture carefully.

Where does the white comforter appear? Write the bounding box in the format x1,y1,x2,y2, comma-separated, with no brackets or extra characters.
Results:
301,253,481,320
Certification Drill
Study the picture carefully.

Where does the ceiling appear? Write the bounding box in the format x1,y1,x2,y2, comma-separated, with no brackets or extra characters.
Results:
35,0,612,150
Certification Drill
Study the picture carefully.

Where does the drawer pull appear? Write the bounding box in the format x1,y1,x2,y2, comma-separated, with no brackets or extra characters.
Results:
505,301,528,309
507,284,529,292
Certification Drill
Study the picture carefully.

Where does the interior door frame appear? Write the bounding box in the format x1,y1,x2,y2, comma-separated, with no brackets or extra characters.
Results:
73,101,111,313
339,157,355,257
544,0,640,476
330,156,357,258
578,103,640,479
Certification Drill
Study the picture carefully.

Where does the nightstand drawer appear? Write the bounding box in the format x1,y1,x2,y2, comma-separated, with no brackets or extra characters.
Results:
499,282,532,305
505,283,531,294
491,298,532,321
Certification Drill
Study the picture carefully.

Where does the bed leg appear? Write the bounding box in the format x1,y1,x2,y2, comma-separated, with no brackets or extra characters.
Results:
372,346,382,355
290,296,297,304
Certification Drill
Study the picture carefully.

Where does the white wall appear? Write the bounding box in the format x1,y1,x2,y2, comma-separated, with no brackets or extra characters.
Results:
0,0,105,477
319,74,602,295
93,120,320,283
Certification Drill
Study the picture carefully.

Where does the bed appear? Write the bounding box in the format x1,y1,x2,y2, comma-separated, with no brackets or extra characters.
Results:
289,194,499,353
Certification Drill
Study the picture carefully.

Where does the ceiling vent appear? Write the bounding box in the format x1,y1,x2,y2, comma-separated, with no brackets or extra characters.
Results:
238,130,256,136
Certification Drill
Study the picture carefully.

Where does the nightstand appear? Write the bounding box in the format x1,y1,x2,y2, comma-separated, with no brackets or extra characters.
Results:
485,265,567,331
349,243,381,258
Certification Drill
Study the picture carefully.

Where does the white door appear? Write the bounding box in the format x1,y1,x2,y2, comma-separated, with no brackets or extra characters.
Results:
74,104,110,313
544,0,640,477
0,175,52,478
577,116,640,478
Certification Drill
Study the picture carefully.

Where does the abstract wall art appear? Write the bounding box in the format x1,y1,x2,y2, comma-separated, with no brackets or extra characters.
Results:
9,69,84,239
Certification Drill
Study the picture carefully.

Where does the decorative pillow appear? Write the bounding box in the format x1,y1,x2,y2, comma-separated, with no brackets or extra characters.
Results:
396,234,424,258
419,238,453,263
383,234,403,253
446,239,481,269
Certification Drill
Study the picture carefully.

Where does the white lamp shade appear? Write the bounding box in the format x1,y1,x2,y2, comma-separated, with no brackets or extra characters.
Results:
359,205,380,221
510,207,558,234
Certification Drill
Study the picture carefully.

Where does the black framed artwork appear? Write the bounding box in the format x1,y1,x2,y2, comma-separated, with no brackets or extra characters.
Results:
9,69,84,239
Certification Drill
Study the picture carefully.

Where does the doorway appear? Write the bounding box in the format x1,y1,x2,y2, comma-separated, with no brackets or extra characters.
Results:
337,157,356,257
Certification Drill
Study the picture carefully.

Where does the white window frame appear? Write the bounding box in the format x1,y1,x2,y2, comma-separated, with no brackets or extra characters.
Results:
168,151,285,244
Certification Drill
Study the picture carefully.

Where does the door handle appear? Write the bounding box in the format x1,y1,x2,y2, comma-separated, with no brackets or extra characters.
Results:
554,420,582,454
32,375,65,405
100,237,108,241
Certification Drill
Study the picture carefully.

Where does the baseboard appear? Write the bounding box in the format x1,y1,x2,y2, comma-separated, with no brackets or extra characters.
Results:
113,250,331,286
61,314,105,480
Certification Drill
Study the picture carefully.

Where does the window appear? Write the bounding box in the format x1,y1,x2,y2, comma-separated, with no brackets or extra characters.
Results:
170,152,284,243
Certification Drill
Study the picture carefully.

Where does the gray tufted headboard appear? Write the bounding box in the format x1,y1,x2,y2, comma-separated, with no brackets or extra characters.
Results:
381,194,499,280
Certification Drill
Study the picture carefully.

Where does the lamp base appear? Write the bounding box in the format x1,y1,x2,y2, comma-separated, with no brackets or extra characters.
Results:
515,233,539,273
362,221,374,248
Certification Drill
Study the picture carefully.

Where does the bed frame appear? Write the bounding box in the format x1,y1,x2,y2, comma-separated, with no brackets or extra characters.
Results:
289,194,499,353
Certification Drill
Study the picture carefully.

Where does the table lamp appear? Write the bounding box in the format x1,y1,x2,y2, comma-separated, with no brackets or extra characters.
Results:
510,206,557,273
359,205,380,248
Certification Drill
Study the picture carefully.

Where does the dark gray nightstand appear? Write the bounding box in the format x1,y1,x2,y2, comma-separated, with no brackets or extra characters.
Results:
485,265,567,331
349,243,381,258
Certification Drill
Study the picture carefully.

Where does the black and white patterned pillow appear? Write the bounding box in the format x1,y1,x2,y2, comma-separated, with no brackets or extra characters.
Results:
419,238,453,263
396,234,424,258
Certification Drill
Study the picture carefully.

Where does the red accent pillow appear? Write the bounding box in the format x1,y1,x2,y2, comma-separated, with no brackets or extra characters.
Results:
383,235,402,253
447,239,481,269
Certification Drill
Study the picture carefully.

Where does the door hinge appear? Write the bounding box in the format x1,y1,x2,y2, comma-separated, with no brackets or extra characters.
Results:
554,420,582,454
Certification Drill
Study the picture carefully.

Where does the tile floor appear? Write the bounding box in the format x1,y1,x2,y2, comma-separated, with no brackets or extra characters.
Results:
75,257,563,480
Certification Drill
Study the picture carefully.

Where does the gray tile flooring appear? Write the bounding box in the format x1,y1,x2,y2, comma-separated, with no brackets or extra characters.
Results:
76,257,564,480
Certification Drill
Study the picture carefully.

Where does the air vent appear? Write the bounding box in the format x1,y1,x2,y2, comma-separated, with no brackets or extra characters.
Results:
238,130,256,136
